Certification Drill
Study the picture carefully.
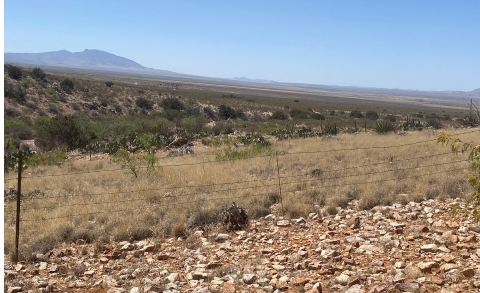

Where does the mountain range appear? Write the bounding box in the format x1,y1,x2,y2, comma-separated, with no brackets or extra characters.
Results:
4,49,479,98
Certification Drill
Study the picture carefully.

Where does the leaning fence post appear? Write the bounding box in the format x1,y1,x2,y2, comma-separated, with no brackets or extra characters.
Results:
14,149,23,263
275,151,285,217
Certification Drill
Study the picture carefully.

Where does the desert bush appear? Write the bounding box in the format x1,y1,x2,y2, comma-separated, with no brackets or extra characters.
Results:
4,80,26,104
32,67,46,81
350,110,363,118
270,110,288,120
26,150,68,167
105,81,114,87
136,97,154,110
358,191,384,210
289,108,309,119
187,206,223,230
374,121,397,134
60,78,74,93
112,148,160,178
218,105,237,119
311,113,325,120
204,107,216,119
5,64,23,80
163,109,184,121
5,107,22,117
6,123,34,140
161,97,185,110
34,116,90,151
21,77,37,89
366,111,379,120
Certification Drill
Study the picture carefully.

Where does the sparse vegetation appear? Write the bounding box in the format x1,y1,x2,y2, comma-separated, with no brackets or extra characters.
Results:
3,65,478,262
60,78,75,93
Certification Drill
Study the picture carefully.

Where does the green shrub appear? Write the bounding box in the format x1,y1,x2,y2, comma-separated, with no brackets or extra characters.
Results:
374,121,397,134
21,77,37,89
26,150,68,167
289,108,309,119
5,64,23,80
105,81,114,87
218,105,237,119
60,78,74,93
4,81,26,104
204,107,215,119
136,97,153,110
270,110,288,120
32,67,46,81
34,116,90,151
350,110,363,118
161,97,185,110
366,111,379,120
311,113,325,120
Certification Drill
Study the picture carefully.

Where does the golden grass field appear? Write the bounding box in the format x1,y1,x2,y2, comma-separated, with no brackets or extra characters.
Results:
4,128,479,261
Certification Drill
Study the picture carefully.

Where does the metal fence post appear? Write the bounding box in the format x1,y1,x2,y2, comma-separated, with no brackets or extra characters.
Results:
14,150,23,263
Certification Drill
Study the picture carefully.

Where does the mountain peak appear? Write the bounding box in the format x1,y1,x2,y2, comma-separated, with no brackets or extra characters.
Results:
5,49,145,70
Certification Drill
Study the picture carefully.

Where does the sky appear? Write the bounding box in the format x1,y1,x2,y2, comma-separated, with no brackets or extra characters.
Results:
4,1,480,91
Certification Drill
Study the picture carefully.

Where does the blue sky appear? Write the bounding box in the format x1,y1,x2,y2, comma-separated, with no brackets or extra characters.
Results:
4,1,480,91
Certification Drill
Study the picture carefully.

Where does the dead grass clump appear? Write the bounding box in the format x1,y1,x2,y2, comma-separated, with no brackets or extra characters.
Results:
17,235,57,261
442,179,464,198
283,194,312,218
424,187,441,200
173,221,187,238
130,227,155,241
328,194,350,209
358,191,383,210
186,207,222,230
346,187,361,201
326,205,338,215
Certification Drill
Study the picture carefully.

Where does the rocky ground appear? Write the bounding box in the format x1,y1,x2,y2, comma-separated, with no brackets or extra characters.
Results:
4,198,480,293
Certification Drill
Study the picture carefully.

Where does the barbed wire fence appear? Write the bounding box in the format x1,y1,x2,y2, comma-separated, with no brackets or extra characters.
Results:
4,128,479,262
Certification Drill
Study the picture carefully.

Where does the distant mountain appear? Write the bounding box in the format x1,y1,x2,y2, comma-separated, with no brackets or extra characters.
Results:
4,49,479,98
5,49,146,70
469,88,480,95
232,77,276,84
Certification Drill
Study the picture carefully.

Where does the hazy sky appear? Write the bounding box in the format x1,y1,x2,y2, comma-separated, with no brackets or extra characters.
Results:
4,1,480,91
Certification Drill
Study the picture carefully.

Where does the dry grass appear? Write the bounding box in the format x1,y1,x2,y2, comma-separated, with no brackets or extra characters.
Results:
4,128,478,260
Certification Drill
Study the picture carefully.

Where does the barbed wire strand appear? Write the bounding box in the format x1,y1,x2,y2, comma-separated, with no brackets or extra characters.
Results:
19,164,466,218
15,153,466,208
6,128,479,181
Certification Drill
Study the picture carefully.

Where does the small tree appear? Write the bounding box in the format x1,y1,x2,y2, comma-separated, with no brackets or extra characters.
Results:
5,64,23,80
60,78,75,93
32,67,46,81
136,97,153,110
34,115,90,151
218,105,237,119
438,132,480,222
270,110,288,120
